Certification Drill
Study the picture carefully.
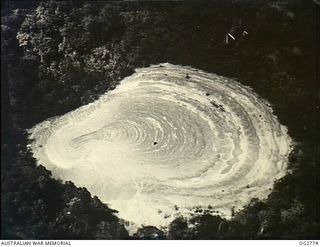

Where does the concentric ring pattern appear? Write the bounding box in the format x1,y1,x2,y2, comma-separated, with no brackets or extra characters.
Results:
29,63,293,228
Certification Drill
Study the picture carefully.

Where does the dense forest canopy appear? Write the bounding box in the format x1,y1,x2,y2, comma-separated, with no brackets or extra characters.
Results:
1,0,319,239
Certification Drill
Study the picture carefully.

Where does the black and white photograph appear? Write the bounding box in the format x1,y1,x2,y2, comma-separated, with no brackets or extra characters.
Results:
1,0,319,243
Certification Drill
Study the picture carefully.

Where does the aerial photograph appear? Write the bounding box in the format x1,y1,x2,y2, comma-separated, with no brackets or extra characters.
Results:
1,0,319,242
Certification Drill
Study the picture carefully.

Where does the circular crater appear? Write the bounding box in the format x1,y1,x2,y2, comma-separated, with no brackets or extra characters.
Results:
29,63,293,228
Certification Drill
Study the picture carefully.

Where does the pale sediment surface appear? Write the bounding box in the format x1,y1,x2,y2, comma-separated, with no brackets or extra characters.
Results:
29,63,293,229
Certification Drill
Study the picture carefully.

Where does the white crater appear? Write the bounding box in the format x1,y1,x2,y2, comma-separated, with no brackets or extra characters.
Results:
29,63,293,228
